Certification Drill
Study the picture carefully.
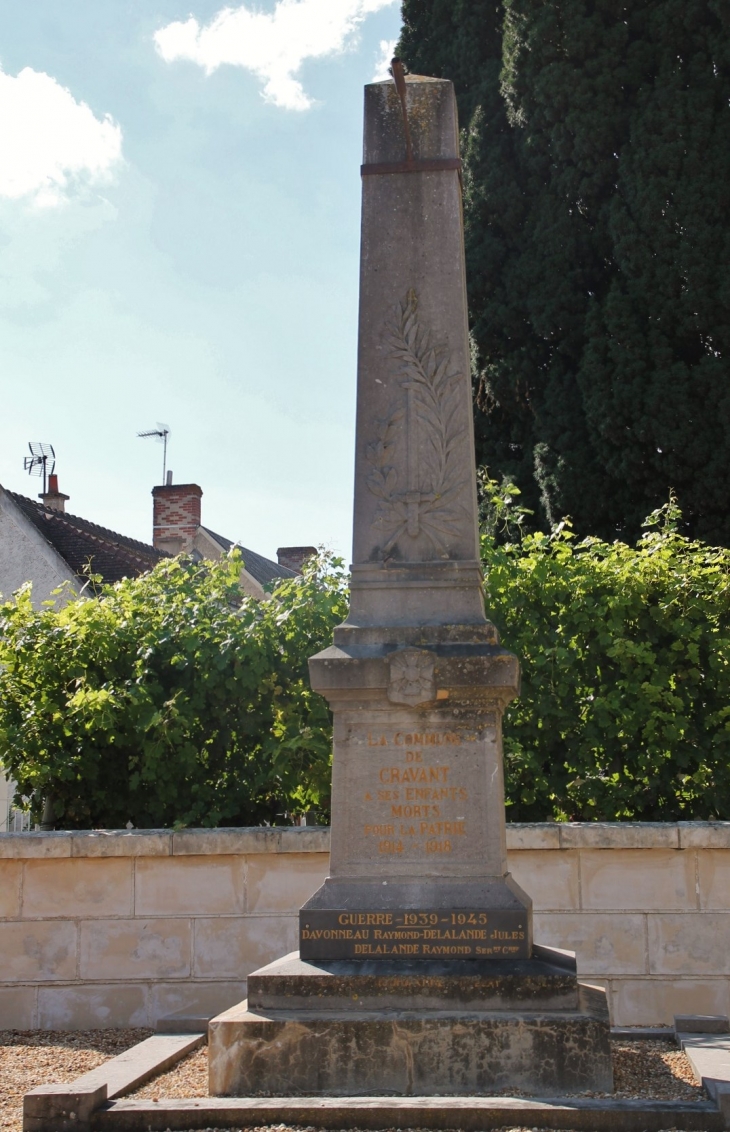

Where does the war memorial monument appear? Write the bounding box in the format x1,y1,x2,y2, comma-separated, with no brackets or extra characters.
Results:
209,65,613,1098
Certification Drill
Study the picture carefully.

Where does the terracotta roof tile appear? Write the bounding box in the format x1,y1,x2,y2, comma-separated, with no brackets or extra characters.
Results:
8,492,167,585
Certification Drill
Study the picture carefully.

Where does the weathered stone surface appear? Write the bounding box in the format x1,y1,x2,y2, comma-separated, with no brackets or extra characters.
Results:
79,918,192,981
208,982,612,1097
247,951,579,1012
302,71,528,960
92,1095,724,1132
0,831,72,858
676,1014,730,1033
678,1032,730,1121
579,848,696,911
533,912,646,975
134,856,245,916
22,858,133,919
192,915,298,978
1,920,77,982
0,858,22,916
24,1083,106,1132
679,821,730,849
70,831,172,858
37,983,148,1029
698,850,730,909
213,67,610,1104
247,852,329,913
73,1033,205,1099
558,823,679,850
211,948,612,1097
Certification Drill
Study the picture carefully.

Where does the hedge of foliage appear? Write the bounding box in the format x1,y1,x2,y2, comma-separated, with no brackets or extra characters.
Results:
2,497,729,827
0,552,346,829
485,492,730,821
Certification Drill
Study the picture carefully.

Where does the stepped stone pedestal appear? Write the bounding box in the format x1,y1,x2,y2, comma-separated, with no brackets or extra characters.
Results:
209,948,611,1096
209,66,613,1098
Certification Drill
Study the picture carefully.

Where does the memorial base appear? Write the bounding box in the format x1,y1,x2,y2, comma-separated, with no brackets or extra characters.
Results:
208,948,613,1097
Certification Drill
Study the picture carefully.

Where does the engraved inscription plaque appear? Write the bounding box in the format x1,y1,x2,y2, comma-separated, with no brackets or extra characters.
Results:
300,908,529,960
335,721,493,874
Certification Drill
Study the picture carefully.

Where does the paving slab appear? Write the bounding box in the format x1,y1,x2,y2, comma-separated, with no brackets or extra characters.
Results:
91,1095,722,1132
678,1031,730,1125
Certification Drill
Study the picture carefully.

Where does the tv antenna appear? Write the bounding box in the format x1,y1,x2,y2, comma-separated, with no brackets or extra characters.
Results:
137,424,171,485
23,442,55,494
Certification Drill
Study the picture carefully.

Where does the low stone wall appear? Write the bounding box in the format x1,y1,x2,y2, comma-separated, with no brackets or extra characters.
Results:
0,822,728,1029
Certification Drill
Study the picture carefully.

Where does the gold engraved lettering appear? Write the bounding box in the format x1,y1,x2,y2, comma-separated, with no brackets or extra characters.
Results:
301,928,372,940
379,766,450,784
391,804,440,820
393,731,463,747
419,820,464,836
379,839,404,854
404,786,468,802
364,824,394,836
338,913,393,926
422,945,472,955
405,750,423,762
368,733,387,746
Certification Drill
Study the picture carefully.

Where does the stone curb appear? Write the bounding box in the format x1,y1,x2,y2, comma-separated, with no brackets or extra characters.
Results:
23,1033,205,1132
91,1095,723,1132
611,1026,675,1040
678,1031,730,1124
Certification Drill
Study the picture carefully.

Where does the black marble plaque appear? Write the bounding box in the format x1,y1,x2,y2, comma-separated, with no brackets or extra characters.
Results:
299,908,529,960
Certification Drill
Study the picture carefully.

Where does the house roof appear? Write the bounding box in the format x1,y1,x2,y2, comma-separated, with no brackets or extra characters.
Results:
202,527,297,588
8,491,167,585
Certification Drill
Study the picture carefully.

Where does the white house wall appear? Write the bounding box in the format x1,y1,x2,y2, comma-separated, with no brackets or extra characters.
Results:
0,487,78,608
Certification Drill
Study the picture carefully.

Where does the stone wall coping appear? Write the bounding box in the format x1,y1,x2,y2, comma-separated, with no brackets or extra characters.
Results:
1,821,729,858
0,826,330,859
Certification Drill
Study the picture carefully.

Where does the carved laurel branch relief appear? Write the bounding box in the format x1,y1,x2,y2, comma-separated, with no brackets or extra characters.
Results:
366,290,467,554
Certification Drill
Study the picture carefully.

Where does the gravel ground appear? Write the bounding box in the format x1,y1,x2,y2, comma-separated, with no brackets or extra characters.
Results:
0,1030,704,1132
0,1029,151,1132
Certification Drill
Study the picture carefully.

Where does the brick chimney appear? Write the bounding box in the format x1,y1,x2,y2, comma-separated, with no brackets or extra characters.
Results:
39,473,70,513
277,546,317,574
152,479,202,554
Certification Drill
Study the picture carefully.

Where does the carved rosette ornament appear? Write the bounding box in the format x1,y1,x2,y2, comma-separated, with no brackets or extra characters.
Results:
387,647,436,707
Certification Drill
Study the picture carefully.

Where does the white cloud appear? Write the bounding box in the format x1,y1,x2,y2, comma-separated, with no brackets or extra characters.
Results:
0,66,122,208
154,0,399,111
372,38,397,82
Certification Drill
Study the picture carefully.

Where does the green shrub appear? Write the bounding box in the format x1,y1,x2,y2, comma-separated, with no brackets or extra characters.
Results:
4,494,729,828
0,550,347,829
483,491,730,820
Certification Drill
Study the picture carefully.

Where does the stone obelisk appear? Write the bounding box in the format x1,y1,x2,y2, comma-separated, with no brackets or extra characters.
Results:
207,70,613,1099
301,68,530,958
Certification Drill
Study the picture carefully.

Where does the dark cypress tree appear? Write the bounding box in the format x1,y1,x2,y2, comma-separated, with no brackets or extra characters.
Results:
399,0,730,542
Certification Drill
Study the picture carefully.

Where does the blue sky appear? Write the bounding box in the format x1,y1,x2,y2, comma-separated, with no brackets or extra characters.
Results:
0,0,402,562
